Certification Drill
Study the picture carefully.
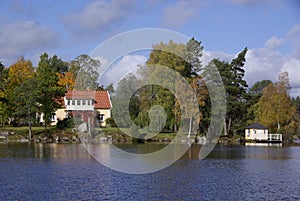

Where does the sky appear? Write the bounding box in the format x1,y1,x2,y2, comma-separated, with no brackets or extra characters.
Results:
0,0,300,95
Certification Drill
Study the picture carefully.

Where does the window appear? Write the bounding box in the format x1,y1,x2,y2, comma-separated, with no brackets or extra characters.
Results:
82,100,86,105
77,100,81,105
254,129,256,134
96,114,105,122
247,129,250,137
100,114,104,122
72,100,75,105
50,113,56,121
87,100,90,105
67,100,70,105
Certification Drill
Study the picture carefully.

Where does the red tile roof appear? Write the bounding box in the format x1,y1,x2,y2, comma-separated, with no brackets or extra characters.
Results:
65,90,111,109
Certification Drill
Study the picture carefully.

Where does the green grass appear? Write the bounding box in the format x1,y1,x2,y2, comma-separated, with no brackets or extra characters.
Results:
0,126,56,137
1,126,46,131
99,127,178,141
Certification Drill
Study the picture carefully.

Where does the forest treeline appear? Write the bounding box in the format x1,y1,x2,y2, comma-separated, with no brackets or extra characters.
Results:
112,38,300,137
0,38,299,138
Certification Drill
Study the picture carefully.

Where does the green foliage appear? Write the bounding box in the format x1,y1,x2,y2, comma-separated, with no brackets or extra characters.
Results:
105,117,117,127
135,38,205,132
13,77,39,138
56,118,75,129
0,63,9,125
36,53,65,128
72,54,100,90
246,80,273,124
210,48,249,135
255,72,297,133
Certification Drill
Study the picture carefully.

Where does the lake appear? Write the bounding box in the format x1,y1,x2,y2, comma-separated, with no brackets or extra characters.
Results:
1,142,300,200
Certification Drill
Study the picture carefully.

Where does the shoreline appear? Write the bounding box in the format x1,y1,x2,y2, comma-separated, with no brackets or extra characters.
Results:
0,127,298,145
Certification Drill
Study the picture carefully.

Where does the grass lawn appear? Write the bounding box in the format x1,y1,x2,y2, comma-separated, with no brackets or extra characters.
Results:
99,127,178,140
0,126,55,137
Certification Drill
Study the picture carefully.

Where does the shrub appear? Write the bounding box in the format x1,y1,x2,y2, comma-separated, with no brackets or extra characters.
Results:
105,117,117,127
56,118,75,129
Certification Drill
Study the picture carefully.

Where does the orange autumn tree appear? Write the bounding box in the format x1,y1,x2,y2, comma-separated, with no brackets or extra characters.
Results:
57,71,75,90
5,57,35,117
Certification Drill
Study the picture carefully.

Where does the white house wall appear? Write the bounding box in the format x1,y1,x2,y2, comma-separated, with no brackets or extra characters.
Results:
65,97,94,111
245,128,268,140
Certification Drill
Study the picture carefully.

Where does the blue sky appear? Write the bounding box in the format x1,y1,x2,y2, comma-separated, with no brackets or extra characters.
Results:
0,0,300,94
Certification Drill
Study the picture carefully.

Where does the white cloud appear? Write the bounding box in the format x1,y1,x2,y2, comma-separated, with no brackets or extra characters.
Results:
0,21,58,66
282,57,300,88
243,28,300,96
202,50,235,67
243,47,285,87
161,0,200,28
63,0,136,37
201,24,300,97
264,36,284,50
100,54,147,87
286,23,300,58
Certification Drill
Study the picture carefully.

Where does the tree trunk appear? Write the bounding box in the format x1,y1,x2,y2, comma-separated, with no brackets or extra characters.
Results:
227,118,232,135
44,114,47,130
28,109,32,140
277,121,280,133
223,115,228,135
28,120,32,140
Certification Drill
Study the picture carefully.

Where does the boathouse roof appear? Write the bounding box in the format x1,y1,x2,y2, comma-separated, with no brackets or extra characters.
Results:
245,123,268,129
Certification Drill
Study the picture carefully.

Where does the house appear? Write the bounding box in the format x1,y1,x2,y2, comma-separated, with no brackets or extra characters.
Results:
43,90,112,127
245,123,282,142
245,123,268,141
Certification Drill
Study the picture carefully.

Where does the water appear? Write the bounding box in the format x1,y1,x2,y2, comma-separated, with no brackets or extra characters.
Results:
1,143,300,200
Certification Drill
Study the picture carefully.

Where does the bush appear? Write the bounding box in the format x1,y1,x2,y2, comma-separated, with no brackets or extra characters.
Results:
56,118,75,129
105,117,117,127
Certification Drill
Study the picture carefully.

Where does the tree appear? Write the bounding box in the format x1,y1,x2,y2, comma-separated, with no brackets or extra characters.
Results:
246,80,273,124
13,77,39,139
71,54,100,90
137,39,205,132
213,48,248,135
105,83,115,95
36,53,65,129
249,80,273,98
111,73,139,128
186,37,204,76
255,72,297,133
5,57,34,124
57,71,75,90
0,62,9,126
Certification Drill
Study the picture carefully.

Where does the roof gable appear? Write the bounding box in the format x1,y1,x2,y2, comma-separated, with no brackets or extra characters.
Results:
245,123,268,129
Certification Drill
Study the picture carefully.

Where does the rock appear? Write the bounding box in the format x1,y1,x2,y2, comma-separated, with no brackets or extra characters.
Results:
99,136,108,142
0,131,9,136
41,136,48,142
78,123,87,133
119,138,126,143
54,136,60,142
62,136,70,142
0,135,7,140
72,135,79,142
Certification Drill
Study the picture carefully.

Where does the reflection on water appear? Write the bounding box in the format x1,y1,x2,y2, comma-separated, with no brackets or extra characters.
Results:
1,143,300,200
245,142,282,147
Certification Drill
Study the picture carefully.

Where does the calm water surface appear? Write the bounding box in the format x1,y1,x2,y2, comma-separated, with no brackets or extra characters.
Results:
1,142,300,200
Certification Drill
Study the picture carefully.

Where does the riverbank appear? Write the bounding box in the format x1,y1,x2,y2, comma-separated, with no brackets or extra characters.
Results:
0,127,178,143
0,126,298,145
